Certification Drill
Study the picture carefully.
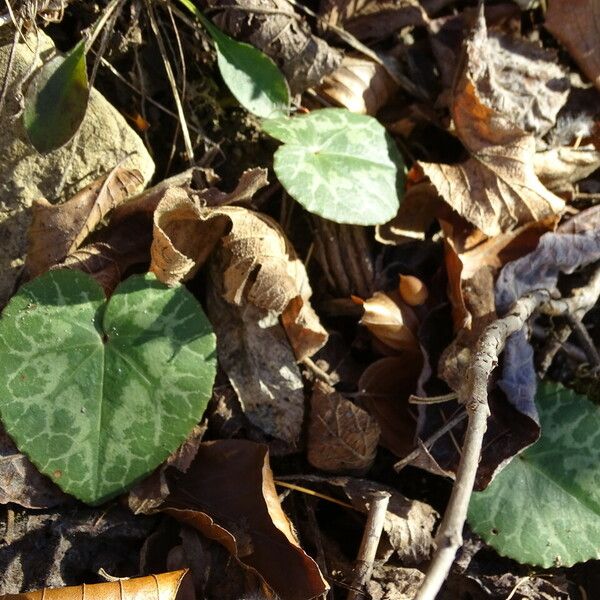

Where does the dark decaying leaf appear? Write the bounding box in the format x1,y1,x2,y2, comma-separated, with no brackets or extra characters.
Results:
419,8,567,235
545,0,600,92
205,0,342,94
0,427,68,509
23,39,89,153
156,440,328,600
26,167,144,278
307,380,380,473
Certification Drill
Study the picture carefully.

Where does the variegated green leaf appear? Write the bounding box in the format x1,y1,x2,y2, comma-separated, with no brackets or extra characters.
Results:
262,108,404,225
0,270,216,505
468,381,600,567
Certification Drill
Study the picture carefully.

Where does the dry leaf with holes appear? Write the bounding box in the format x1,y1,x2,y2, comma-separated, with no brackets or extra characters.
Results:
311,54,397,115
150,185,327,361
419,9,566,236
26,167,144,277
153,440,328,600
0,571,189,600
359,291,419,352
307,380,380,473
545,0,600,91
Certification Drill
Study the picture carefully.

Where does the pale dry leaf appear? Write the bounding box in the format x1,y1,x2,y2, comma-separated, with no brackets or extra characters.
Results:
545,0,600,91
359,291,420,352
534,145,600,193
151,190,327,360
312,54,398,115
307,380,380,473
206,284,305,448
26,167,143,277
419,9,566,236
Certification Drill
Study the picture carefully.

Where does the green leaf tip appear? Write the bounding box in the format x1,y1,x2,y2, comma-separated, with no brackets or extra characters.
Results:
468,381,600,568
176,0,289,118
0,270,217,505
23,39,89,153
262,108,405,225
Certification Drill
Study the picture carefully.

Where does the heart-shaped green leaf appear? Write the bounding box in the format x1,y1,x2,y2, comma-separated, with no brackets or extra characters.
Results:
468,381,600,567
23,39,89,153
0,270,216,505
262,108,405,225
177,0,289,118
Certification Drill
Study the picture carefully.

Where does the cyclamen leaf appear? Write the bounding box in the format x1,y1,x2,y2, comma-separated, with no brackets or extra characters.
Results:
24,39,89,153
177,0,289,118
468,381,600,567
0,270,216,505
262,108,404,225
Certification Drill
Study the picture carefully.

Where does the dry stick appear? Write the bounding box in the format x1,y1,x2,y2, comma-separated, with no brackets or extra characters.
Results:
346,491,390,600
415,289,551,600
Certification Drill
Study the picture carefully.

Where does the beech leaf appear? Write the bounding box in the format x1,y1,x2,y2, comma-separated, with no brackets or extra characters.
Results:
262,108,404,225
469,382,600,567
23,39,89,153
0,270,216,505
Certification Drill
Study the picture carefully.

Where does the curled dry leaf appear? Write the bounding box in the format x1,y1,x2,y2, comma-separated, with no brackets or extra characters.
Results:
150,178,327,361
419,8,567,235
545,0,600,92
534,145,600,193
155,440,328,600
0,571,189,600
307,380,380,473
359,291,420,352
398,274,428,306
26,167,144,277
0,426,68,509
311,54,398,115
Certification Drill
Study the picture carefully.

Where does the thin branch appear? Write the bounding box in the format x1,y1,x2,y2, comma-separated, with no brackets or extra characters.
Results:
346,491,390,600
415,290,550,600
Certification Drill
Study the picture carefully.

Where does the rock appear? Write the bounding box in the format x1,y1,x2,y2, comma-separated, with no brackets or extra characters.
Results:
0,27,155,305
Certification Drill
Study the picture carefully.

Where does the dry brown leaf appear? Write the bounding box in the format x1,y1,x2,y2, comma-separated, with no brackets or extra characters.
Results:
150,188,327,361
359,291,420,352
311,54,398,115
0,570,188,600
0,426,68,509
307,380,380,473
321,0,429,42
419,9,566,236
156,440,328,600
545,0,600,91
206,286,305,448
26,167,144,278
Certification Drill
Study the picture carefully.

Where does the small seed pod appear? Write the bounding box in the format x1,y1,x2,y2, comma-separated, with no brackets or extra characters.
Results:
398,274,429,306
359,291,419,352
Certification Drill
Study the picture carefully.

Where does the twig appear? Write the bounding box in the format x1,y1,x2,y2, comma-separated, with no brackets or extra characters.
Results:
564,314,600,369
394,409,466,472
346,491,390,600
302,356,337,386
415,289,550,600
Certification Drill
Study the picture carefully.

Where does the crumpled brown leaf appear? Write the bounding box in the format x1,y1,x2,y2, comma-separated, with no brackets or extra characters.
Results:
419,8,566,236
148,440,329,600
150,181,327,361
26,167,144,278
0,426,68,509
534,145,600,193
545,0,600,92
0,571,189,600
307,380,380,473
